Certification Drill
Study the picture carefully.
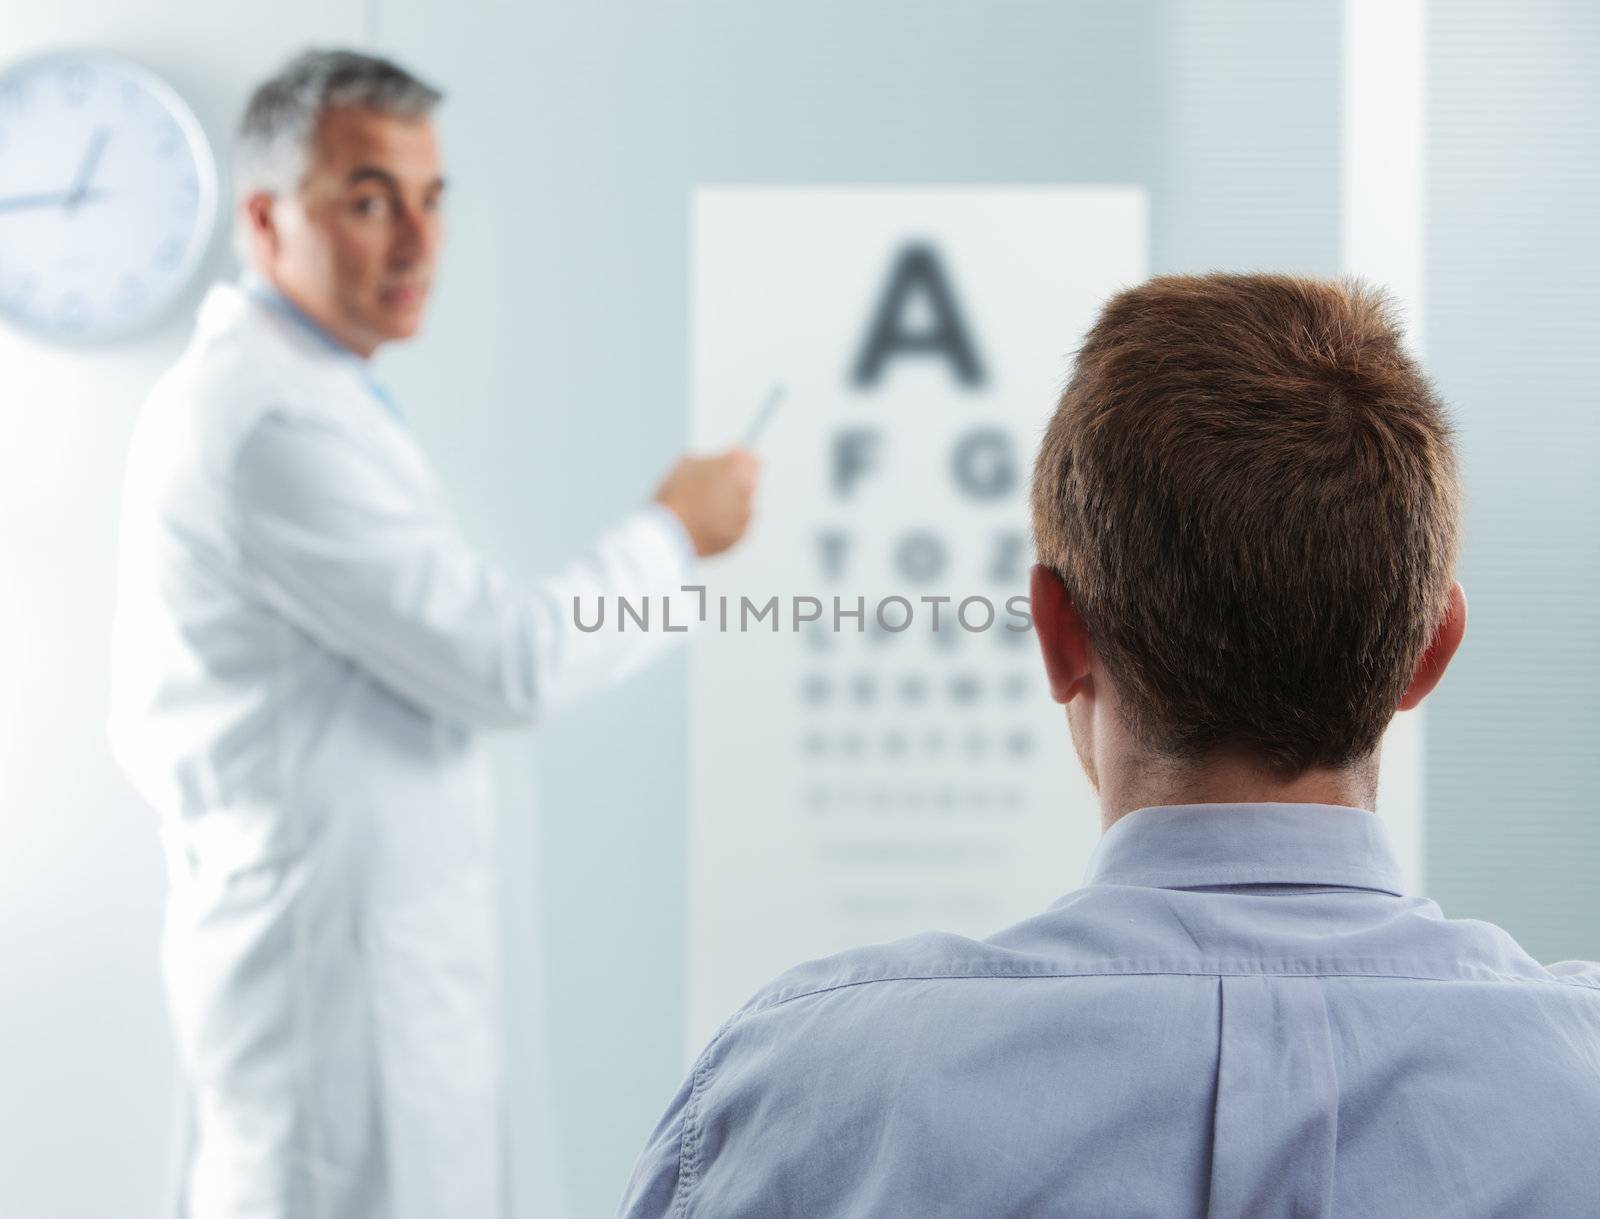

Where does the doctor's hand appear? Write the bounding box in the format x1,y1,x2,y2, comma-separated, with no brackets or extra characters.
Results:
652,447,760,558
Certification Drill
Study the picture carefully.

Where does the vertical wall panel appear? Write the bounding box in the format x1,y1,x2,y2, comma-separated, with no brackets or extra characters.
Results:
1424,0,1600,962
1156,0,1342,274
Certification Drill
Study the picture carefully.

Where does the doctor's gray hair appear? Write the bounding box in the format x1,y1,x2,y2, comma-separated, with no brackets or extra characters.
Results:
233,49,443,254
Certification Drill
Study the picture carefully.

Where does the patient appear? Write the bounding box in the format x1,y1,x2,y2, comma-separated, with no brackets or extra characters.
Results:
619,273,1600,1217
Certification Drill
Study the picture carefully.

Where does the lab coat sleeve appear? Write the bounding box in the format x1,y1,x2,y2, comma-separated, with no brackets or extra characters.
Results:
230,407,699,728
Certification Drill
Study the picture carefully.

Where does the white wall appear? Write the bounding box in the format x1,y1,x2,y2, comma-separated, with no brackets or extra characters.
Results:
0,6,365,1216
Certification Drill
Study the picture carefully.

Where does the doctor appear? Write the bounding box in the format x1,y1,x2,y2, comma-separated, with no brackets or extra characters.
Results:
108,49,756,1219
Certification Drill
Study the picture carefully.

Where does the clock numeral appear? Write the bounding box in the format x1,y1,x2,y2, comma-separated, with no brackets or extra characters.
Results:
58,65,90,107
156,119,181,158
155,236,185,269
4,274,39,312
58,291,91,331
114,274,148,315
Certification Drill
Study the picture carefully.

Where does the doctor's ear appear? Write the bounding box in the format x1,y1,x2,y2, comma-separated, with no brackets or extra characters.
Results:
243,193,281,261
1029,564,1095,706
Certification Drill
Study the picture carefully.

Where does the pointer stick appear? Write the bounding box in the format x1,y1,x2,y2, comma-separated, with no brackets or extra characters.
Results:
740,382,786,448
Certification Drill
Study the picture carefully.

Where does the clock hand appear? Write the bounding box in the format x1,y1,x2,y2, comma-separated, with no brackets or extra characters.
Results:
64,127,111,213
0,188,109,214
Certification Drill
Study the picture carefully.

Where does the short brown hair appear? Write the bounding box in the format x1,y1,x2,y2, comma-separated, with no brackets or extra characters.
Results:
1030,272,1462,775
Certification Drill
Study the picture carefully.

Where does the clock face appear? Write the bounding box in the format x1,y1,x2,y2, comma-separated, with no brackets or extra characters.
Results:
0,51,217,343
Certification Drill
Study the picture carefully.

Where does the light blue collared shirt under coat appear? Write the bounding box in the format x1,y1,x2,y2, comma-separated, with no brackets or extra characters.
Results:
621,803,1600,1218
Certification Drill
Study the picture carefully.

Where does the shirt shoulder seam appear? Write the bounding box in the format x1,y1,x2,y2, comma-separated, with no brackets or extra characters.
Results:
673,1019,737,1216
730,966,1600,1024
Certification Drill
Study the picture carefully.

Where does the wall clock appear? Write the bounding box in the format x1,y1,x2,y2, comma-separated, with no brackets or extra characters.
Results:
0,50,217,343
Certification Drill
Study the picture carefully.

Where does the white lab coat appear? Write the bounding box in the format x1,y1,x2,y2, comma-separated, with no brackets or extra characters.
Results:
107,280,695,1219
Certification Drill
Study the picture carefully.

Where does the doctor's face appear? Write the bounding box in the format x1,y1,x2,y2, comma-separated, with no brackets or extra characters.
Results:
259,107,446,357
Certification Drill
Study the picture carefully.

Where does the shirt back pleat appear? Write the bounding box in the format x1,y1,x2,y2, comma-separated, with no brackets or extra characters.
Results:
1206,975,1338,1219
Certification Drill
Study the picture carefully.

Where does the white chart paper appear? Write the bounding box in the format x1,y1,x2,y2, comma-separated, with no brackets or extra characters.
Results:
687,187,1148,1055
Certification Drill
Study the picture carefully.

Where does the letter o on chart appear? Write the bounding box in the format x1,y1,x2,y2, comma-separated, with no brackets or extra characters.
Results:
896,530,947,582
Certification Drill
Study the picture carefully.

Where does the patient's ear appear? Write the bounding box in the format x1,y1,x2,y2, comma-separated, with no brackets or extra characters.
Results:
1398,581,1467,711
1030,564,1094,705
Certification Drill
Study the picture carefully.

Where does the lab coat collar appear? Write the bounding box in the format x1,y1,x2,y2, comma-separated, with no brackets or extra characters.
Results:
237,269,370,362
211,272,405,424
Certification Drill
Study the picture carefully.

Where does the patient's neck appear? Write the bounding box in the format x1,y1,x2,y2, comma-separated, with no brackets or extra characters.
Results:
1098,747,1378,833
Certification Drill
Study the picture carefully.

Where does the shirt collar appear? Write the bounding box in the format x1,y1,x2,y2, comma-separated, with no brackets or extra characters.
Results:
239,269,367,362
236,271,404,423
1080,802,1407,896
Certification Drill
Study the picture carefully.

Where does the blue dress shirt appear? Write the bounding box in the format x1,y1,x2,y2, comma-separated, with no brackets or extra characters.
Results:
621,803,1600,1217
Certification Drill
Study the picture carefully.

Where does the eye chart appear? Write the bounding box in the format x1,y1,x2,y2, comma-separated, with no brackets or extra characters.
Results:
686,187,1147,1055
